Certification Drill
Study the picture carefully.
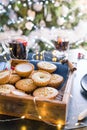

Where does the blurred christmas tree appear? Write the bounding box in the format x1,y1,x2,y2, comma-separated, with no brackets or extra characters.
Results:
0,0,87,35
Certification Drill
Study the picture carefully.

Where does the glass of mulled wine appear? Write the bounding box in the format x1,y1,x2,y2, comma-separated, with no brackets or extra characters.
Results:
54,37,69,59
9,38,27,59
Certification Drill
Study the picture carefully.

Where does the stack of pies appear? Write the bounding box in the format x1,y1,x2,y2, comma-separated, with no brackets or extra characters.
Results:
0,61,64,99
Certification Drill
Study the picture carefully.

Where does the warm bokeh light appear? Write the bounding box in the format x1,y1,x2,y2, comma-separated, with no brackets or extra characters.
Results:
38,115,42,119
21,116,25,119
57,124,62,130
21,125,27,130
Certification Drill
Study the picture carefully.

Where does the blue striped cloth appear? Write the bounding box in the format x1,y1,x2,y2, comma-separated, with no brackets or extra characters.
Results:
30,60,69,90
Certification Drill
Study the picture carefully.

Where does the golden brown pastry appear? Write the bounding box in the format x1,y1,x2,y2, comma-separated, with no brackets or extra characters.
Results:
48,74,64,88
0,70,10,84
15,62,34,77
31,70,51,87
33,87,58,99
28,70,37,79
0,84,15,94
37,61,57,73
8,73,21,84
15,78,37,93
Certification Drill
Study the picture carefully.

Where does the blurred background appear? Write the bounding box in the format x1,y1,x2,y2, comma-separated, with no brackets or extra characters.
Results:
0,0,87,59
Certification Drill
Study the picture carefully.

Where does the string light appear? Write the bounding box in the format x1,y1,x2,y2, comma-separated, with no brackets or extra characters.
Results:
8,5,12,9
21,125,27,130
75,122,85,126
45,1,49,4
57,124,62,129
38,115,42,119
52,0,55,4
23,3,27,7
17,1,21,4
21,116,25,119
0,117,22,122
4,56,7,61
28,1,32,6
17,20,21,24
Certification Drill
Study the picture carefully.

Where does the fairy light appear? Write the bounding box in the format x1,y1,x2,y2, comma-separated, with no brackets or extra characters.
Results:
57,124,62,129
35,51,39,60
52,57,57,62
40,54,43,60
17,20,21,24
9,47,12,51
38,115,42,119
75,122,81,126
4,56,7,61
52,0,55,4
21,115,25,119
21,125,27,130
40,2,43,5
26,16,30,20
23,3,27,7
17,1,21,4
28,1,32,6
0,117,22,122
18,17,24,22
45,1,49,4
8,5,12,9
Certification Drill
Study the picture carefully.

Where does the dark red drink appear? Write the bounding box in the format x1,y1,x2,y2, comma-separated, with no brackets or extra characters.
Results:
9,39,27,59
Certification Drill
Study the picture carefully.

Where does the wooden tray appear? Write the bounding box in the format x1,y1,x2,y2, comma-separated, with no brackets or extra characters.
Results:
0,59,75,125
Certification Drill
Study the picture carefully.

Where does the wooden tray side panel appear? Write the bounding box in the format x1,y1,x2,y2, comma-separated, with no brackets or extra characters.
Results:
0,94,66,125
35,100,66,125
63,72,75,121
0,95,38,118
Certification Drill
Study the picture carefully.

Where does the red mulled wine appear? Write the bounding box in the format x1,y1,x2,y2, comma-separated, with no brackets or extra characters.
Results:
55,38,69,51
9,39,27,59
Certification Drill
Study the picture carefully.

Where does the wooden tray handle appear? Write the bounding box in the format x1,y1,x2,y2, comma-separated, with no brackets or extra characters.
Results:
68,60,77,72
61,59,77,72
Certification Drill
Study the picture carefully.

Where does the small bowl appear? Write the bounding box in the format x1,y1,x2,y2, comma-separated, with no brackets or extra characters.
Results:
80,74,87,92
